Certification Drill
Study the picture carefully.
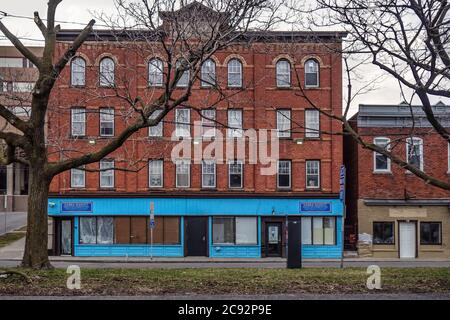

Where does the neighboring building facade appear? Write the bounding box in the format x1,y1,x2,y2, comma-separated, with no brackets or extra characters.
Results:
47,4,346,258
345,103,450,259
0,46,43,212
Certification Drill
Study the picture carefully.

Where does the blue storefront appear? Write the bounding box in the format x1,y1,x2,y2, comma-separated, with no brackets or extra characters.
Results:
48,197,343,259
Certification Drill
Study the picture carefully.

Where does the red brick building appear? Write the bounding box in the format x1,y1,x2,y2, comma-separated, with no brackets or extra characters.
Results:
46,4,346,258
345,103,450,258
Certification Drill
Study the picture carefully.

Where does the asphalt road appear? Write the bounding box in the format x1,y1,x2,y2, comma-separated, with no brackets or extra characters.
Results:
0,212,27,236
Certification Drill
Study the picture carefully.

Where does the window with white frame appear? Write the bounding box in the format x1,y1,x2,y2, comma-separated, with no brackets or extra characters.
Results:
305,59,319,87
79,217,114,244
176,160,190,188
406,137,423,171
99,57,115,87
0,57,23,68
212,216,257,245
201,59,216,87
100,108,114,137
148,109,163,137
175,108,190,137
227,109,243,138
71,57,86,86
305,109,320,138
149,160,163,188
276,60,291,87
229,160,243,188
374,137,391,172
306,160,320,189
201,109,216,138
176,59,190,87
227,58,243,87
12,82,33,92
202,160,216,188
71,108,86,136
148,58,164,86
277,160,291,188
71,166,85,188
301,216,335,245
100,159,114,188
276,109,291,138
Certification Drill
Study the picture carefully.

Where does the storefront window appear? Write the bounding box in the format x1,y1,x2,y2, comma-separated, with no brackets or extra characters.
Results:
373,222,394,244
213,217,234,244
301,217,336,245
236,217,257,245
420,222,442,245
79,217,114,245
213,217,257,245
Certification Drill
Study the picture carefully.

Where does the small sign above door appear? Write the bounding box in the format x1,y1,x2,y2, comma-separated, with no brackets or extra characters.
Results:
300,202,332,213
61,202,93,213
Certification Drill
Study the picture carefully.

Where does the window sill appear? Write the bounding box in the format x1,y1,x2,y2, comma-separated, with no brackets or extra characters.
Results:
98,136,115,139
99,188,116,191
276,86,292,90
304,86,320,89
70,85,86,89
304,137,321,141
305,188,321,191
373,171,393,175
226,86,244,90
277,188,292,192
201,188,217,191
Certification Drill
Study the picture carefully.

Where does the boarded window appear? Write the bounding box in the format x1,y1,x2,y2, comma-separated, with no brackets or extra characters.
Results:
130,217,147,244
114,217,130,244
148,216,180,245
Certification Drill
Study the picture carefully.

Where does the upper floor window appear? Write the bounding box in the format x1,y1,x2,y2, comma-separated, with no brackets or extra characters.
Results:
276,59,291,87
71,166,85,188
201,109,216,138
276,109,291,138
71,57,86,86
176,159,190,188
99,108,114,137
71,107,86,137
201,59,216,87
305,109,320,138
227,58,243,87
277,160,291,189
176,59,190,87
148,58,164,87
100,159,114,188
306,160,320,189
149,109,163,137
202,160,216,188
227,109,243,138
175,108,190,137
149,160,163,188
99,57,115,87
0,57,23,68
374,137,391,172
305,59,319,88
406,137,423,171
229,160,243,188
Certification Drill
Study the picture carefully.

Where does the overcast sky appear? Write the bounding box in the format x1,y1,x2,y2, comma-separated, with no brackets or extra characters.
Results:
1,0,449,115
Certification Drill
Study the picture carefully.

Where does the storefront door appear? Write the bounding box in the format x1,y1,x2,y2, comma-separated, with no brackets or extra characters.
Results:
185,217,208,256
60,219,72,256
399,221,417,258
265,222,282,257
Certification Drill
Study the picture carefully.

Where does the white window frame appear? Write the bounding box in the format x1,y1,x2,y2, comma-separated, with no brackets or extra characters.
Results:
176,159,190,188
277,160,291,189
276,60,291,87
100,159,115,188
202,160,216,188
175,108,191,137
148,58,164,87
149,160,164,188
306,160,320,189
305,59,319,88
148,109,163,137
99,57,115,87
71,108,86,137
201,109,216,138
227,59,243,87
227,109,243,138
305,109,320,138
176,59,190,87
373,137,391,173
228,160,243,189
71,57,86,86
406,137,424,171
99,108,114,137
70,166,85,188
201,59,216,87
276,109,291,138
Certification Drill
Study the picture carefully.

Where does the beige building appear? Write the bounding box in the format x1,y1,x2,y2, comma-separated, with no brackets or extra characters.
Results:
0,45,43,212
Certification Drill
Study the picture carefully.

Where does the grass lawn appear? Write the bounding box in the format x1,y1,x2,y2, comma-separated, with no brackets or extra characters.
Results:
0,267,450,296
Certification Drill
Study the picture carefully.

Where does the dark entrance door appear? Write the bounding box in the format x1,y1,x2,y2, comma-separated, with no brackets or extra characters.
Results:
60,219,72,255
185,217,208,256
265,222,282,257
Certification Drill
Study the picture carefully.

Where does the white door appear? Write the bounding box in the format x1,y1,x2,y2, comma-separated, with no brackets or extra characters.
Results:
399,222,416,259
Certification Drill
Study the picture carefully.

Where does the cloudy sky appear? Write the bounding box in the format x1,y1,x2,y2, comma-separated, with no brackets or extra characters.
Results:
1,0,448,115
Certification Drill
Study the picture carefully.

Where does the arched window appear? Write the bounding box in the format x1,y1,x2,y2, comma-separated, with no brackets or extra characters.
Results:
304,59,319,88
201,59,216,87
71,57,86,86
276,59,291,87
176,59,190,87
148,58,164,87
227,58,242,87
99,57,115,87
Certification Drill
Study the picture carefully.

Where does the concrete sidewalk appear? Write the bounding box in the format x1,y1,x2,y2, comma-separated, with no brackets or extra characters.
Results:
0,212,27,236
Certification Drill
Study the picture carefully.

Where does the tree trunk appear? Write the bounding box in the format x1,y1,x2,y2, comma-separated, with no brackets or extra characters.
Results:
21,165,52,269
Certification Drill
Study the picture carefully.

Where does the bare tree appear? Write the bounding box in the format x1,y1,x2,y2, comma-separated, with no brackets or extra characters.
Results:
290,0,450,190
0,0,283,268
